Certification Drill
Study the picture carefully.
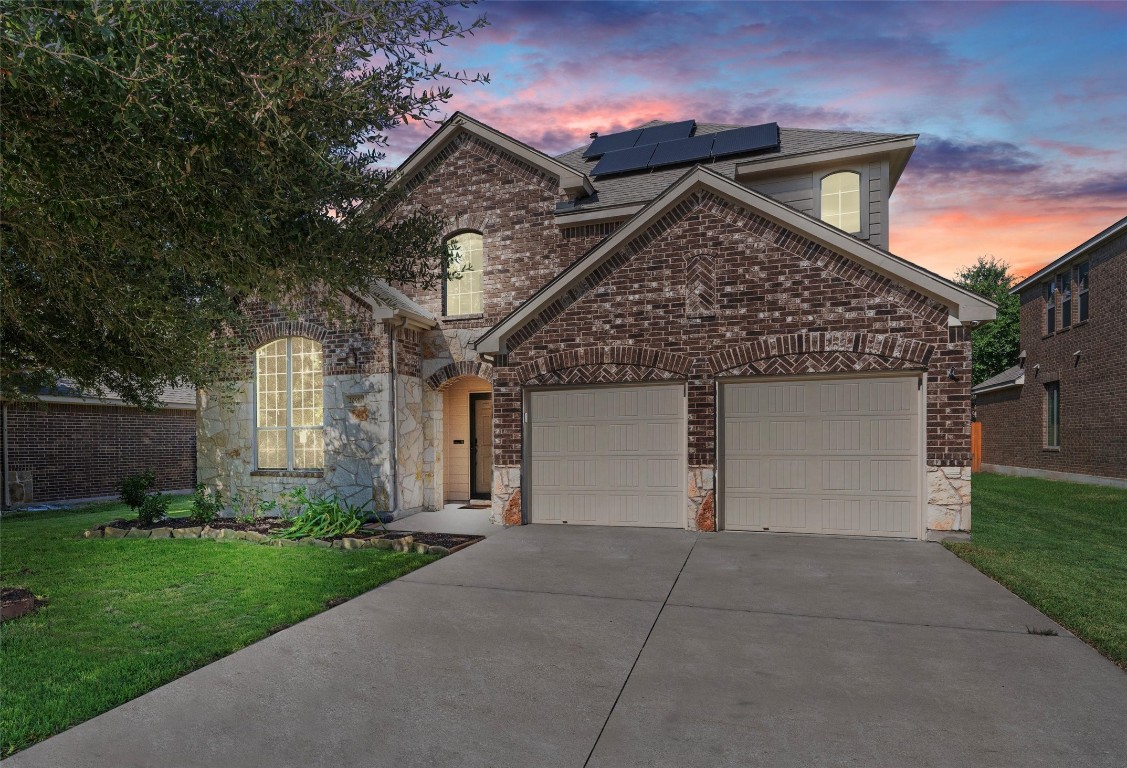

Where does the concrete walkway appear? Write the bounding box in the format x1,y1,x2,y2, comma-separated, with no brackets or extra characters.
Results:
6,528,1126,767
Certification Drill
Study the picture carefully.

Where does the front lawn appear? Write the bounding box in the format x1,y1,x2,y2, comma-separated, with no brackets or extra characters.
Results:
946,473,1127,668
0,499,436,756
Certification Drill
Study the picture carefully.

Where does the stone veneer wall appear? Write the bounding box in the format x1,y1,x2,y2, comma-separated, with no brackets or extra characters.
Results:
198,373,395,512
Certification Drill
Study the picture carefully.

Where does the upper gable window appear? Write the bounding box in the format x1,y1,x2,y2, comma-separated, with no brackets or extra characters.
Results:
1043,281,1056,334
255,337,324,470
445,232,483,317
820,171,862,234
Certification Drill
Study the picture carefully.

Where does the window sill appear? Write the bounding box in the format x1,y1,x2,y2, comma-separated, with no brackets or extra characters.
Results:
441,313,485,322
251,469,324,479
1042,447,1061,453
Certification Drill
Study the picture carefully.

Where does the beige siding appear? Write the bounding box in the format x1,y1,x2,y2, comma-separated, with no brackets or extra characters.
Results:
745,159,891,250
442,377,492,502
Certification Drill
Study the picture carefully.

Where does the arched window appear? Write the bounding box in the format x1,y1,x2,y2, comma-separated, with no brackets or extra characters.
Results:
820,171,861,234
445,232,483,316
255,337,324,470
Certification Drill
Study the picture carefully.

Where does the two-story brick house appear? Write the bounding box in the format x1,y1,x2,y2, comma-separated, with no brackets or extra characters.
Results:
198,113,995,538
973,215,1127,487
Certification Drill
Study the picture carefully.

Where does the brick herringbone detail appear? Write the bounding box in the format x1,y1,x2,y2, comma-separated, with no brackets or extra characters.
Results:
517,346,694,385
685,250,716,318
525,364,684,386
710,332,934,374
426,360,495,391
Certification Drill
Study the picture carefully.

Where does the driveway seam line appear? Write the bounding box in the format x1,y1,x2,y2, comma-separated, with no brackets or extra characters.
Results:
582,534,699,768
664,601,1073,638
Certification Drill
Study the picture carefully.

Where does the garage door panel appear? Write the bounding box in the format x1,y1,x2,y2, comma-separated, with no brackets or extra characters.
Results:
724,376,920,537
530,384,685,528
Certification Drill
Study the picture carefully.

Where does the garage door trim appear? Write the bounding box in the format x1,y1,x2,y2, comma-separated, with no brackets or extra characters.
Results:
523,381,688,528
717,371,927,539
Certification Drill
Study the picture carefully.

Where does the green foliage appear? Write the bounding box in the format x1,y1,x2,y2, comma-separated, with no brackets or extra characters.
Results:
955,256,1021,385
946,473,1127,669
118,471,156,511
231,487,274,520
136,493,173,526
1,0,488,406
188,484,224,526
274,493,365,540
0,498,434,755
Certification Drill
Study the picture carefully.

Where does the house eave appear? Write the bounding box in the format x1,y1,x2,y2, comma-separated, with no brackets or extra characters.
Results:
1010,214,1127,294
973,376,1025,395
734,136,918,193
387,112,594,200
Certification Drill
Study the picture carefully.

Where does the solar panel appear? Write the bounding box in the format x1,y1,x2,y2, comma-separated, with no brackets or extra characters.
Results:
591,143,658,176
648,135,715,168
583,129,643,159
636,120,696,146
710,122,780,158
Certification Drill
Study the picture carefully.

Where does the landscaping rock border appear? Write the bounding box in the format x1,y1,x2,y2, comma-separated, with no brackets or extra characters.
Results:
82,525,479,556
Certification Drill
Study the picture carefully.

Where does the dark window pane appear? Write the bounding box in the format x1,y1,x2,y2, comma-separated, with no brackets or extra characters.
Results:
1060,272,1071,328
1045,383,1060,448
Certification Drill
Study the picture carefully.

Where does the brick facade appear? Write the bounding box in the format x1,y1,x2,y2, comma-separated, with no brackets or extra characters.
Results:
495,192,968,471
4,402,196,504
975,230,1126,481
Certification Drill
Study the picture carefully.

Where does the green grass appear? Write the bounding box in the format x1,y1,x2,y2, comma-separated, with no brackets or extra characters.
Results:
946,473,1127,668
0,498,436,756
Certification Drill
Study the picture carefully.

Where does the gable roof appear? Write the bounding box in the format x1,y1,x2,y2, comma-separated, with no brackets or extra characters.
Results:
388,112,594,198
1010,214,1127,294
12,380,198,409
475,164,996,355
972,364,1025,394
553,122,916,217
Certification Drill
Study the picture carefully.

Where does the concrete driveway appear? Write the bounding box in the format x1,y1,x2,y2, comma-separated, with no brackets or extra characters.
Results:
6,527,1127,768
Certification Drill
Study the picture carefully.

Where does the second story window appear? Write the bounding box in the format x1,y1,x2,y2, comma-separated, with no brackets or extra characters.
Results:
820,171,861,234
1059,272,1072,328
445,232,483,316
1076,261,1090,322
1044,281,1055,334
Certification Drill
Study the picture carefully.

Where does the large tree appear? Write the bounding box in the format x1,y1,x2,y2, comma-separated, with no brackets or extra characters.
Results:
1,0,487,406
955,256,1021,385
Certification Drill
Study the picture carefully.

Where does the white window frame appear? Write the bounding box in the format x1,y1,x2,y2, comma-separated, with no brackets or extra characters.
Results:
444,231,484,317
253,337,324,471
814,168,869,238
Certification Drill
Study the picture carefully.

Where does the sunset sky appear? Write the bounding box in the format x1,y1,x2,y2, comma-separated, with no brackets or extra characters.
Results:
382,0,1127,280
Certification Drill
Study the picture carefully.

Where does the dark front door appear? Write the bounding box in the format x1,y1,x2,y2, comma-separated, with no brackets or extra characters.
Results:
469,393,492,500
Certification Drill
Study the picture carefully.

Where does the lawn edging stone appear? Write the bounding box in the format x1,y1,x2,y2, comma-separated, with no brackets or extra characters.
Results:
81,523,480,556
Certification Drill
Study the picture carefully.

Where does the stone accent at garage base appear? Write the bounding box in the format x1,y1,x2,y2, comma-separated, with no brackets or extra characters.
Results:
687,466,716,531
493,466,521,526
926,466,971,532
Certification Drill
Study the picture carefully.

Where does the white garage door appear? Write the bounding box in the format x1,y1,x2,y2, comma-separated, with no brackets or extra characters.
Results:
722,376,921,537
528,384,685,527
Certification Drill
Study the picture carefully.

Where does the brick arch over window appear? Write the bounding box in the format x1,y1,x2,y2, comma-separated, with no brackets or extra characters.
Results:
426,360,494,391
518,346,694,386
709,332,934,376
441,212,498,239
248,321,327,349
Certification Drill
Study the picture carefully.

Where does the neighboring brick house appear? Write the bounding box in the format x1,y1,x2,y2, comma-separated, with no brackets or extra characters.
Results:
2,384,197,507
973,215,1127,487
197,113,995,538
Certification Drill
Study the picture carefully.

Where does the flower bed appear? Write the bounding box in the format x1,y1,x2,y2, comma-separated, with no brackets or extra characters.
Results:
83,520,482,555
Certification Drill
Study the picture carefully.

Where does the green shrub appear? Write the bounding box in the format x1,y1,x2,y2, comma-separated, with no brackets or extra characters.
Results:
137,493,172,526
119,471,156,511
274,494,364,540
189,484,223,525
231,487,275,521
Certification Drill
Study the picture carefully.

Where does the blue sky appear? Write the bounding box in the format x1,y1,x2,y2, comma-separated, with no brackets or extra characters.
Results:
384,1,1127,278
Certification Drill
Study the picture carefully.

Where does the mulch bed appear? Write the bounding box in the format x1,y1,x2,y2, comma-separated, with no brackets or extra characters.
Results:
1,587,42,622
88,518,484,553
